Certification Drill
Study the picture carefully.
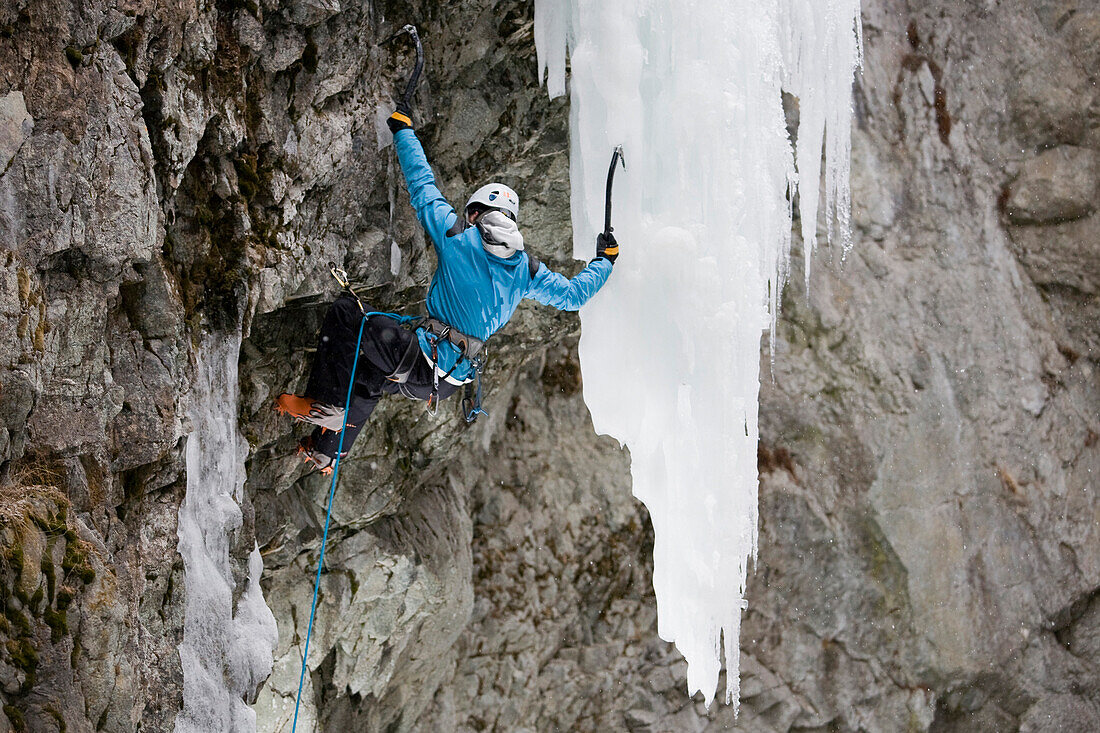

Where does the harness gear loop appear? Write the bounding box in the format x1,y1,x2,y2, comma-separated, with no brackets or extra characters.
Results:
328,261,366,314
423,322,472,416
427,336,442,415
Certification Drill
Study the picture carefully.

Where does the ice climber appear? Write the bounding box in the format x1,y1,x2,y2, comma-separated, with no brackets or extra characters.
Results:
275,104,620,473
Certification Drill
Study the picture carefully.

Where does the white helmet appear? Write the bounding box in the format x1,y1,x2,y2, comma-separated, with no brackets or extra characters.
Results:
465,183,519,222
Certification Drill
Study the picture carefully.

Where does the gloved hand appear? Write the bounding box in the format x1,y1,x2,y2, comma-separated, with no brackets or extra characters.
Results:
386,102,413,133
596,231,619,264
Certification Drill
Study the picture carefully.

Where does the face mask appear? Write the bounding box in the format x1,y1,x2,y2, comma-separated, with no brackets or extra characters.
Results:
476,210,525,257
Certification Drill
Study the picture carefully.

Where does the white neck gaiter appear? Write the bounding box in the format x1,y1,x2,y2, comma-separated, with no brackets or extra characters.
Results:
476,210,524,258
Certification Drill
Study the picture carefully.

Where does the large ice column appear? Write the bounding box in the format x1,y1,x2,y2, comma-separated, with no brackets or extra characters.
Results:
177,333,279,732
535,0,861,707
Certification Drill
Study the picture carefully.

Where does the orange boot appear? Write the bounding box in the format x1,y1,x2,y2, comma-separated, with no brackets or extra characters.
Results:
296,436,345,475
275,394,347,432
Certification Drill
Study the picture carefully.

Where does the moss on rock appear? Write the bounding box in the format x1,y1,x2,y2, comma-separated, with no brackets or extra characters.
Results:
0,485,100,719
3,703,25,732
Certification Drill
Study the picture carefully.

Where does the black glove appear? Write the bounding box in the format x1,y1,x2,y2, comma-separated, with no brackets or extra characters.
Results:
596,231,619,264
386,103,413,133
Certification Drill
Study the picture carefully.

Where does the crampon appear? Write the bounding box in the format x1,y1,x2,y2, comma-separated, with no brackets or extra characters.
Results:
275,393,350,432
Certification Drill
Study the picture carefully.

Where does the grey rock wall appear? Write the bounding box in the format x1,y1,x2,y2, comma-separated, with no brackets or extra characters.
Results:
746,0,1100,729
0,0,189,728
0,0,1097,731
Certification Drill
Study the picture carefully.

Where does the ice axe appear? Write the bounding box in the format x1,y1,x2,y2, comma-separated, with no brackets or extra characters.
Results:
379,24,424,112
604,145,626,236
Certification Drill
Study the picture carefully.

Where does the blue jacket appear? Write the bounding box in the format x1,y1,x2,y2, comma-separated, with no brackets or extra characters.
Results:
393,128,613,382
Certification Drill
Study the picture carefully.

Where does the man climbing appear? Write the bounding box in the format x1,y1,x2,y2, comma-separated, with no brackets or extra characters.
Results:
275,103,620,473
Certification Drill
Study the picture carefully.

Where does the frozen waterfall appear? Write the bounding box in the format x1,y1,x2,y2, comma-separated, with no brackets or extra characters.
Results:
177,333,278,732
535,0,862,707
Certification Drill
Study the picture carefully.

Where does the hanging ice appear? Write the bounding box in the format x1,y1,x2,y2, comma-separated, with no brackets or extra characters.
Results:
535,0,862,707
176,333,279,732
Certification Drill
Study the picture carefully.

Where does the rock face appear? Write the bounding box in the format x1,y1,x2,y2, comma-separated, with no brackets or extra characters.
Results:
0,0,1097,732
1003,146,1099,225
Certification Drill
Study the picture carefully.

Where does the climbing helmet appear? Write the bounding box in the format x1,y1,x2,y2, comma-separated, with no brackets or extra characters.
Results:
465,183,519,222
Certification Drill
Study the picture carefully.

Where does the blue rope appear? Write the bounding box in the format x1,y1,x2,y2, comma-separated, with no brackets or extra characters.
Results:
362,310,418,323
291,313,367,732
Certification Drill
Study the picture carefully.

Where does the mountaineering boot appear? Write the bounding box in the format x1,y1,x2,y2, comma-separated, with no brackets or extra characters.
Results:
297,436,346,475
275,393,347,432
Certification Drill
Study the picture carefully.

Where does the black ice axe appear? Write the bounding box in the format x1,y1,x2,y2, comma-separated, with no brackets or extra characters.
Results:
379,24,424,112
604,145,626,236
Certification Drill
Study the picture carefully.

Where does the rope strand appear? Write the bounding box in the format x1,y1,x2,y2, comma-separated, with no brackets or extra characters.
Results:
291,313,367,732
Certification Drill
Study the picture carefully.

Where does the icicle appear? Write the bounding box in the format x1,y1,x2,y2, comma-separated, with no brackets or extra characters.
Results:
176,333,278,732
535,0,861,708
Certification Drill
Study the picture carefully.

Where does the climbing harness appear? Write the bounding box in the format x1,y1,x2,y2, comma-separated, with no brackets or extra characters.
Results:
418,318,488,422
290,312,366,733
326,263,489,421
381,313,486,417
418,318,487,419
383,317,479,386
421,317,485,359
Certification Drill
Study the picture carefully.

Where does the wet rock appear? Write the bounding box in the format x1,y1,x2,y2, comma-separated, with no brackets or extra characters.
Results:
254,480,473,732
625,707,658,728
1007,213,1100,294
1004,146,1100,225
1008,36,1092,147
0,91,32,171
1018,694,1100,733
288,0,341,28
1059,594,1100,661
1062,10,1100,79
0,370,35,462
257,26,307,74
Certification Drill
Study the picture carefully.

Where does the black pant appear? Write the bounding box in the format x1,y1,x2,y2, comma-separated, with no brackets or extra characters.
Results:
305,294,458,458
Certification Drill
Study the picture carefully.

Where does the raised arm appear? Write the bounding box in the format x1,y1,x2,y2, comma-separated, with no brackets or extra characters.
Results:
391,127,458,250
525,257,613,311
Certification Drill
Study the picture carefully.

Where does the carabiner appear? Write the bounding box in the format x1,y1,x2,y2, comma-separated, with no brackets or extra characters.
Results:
328,262,366,314
329,262,351,289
